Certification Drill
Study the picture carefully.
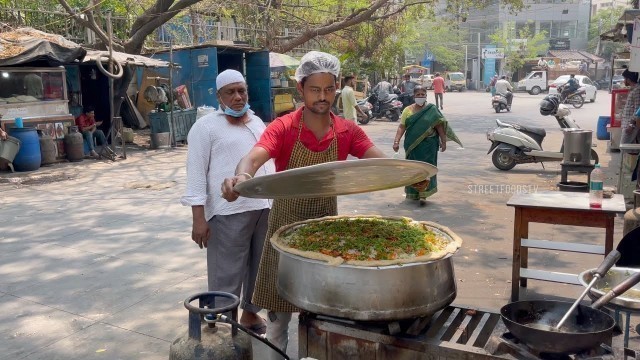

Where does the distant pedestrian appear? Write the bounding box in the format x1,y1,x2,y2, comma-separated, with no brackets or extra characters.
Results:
432,73,445,110
181,69,274,336
341,75,367,124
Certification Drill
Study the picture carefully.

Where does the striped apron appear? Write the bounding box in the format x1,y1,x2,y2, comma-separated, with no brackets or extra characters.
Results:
252,116,338,312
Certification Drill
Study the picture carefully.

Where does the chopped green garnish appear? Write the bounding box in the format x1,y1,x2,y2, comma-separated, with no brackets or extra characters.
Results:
282,218,447,261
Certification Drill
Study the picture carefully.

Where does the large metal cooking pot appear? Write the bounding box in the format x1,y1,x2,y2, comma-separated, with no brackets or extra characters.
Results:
579,267,640,310
271,217,460,321
275,250,456,321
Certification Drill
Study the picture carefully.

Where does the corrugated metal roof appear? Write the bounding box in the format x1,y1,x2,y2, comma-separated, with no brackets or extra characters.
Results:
547,50,604,63
83,50,172,68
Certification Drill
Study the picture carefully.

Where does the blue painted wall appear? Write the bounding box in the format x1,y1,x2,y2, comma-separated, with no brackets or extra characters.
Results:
190,48,218,108
142,47,272,120
246,51,273,122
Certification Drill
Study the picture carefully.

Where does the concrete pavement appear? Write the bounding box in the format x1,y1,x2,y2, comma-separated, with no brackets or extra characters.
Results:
0,90,637,359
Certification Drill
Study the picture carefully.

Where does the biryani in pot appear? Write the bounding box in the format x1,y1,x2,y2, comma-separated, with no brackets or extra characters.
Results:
271,215,463,266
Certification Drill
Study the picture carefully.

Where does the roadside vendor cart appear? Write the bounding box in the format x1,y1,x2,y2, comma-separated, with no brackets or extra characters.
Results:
0,67,74,160
599,10,640,202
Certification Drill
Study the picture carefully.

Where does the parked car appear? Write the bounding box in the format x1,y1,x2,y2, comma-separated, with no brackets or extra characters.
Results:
594,75,625,91
548,75,597,103
420,74,434,89
445,72,466,92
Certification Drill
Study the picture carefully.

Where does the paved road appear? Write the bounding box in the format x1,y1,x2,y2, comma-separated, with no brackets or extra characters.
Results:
0,90,636,359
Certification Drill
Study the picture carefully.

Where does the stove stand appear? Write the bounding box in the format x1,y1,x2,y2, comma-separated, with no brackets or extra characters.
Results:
298,305,638,360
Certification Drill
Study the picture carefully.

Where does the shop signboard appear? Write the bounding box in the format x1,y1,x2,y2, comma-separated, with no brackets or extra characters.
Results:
549,39,570,50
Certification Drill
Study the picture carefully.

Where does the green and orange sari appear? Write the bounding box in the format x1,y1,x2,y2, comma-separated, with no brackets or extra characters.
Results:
404,104,463,200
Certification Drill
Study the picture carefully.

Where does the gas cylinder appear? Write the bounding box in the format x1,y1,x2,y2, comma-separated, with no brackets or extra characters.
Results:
170,292,252,360
623,190,640,235
64,126,84,162
38,130,57,165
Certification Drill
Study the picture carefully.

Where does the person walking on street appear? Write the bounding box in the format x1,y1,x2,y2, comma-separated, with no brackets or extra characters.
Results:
181,69,274,335
341,75,367,124
392,86,462,206
432,73,445,110
221,51,386,355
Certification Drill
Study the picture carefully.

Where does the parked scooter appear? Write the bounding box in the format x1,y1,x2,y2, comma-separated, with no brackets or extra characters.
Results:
486,94,599,171
367,92,403,122
491,93,510,113
356,99,373,125
558,85,586,109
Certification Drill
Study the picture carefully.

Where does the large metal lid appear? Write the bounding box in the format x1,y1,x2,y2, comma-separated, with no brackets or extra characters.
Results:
234,158,437,199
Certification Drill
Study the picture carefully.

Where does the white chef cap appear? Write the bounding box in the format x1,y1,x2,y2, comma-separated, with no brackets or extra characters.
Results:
294,51,341,82
216,69,245,91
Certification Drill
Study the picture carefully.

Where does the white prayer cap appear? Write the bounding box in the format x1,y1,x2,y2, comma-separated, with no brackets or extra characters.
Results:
294,51,341,82
216,69,245,90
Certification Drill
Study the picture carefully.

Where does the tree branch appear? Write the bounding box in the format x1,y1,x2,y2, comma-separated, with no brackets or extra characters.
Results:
125,0,203,53
370,1,432,21
274,0,392,53
57,0,123,50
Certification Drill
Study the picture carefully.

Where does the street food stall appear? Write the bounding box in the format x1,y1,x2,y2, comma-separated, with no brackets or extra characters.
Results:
203,159,640,359
0,28,86,164
402,64,430,84
600,10,640,203
269,52,299,120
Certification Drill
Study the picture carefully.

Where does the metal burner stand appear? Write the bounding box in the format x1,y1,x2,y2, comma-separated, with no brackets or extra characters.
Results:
298,305,638,360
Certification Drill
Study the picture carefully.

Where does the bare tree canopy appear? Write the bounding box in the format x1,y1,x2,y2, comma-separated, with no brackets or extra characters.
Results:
44,0,524,54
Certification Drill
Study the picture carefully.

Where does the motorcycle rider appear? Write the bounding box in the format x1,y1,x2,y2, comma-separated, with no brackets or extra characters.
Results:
494,75,513,108
372,79,393,112
560,74,579,101
399,74,417,109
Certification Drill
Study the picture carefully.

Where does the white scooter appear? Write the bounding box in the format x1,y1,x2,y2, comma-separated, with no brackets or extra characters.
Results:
486,95,599,171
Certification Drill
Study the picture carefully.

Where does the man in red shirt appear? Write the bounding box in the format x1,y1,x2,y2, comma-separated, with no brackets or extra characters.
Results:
75,106,106,159
221,51,385,354
432,72,445,110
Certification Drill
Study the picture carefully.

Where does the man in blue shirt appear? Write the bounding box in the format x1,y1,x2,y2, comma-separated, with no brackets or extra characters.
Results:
560,74,579,100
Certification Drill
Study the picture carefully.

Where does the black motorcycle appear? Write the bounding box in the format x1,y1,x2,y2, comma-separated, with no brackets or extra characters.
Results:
557,85,585,109
367,92,402,122
393,87,413,111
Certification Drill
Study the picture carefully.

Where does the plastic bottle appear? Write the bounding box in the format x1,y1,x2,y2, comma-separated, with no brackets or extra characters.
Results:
392,151,400,159
589,164,603,209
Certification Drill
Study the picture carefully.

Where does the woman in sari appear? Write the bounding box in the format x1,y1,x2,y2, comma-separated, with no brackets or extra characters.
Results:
392,86,462,206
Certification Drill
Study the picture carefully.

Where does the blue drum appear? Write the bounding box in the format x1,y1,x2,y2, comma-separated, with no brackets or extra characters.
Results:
9,127,41,171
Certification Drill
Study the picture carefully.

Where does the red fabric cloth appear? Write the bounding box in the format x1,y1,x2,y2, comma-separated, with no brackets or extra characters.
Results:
433,76,445,94
75,113,95,132
256,107,375,172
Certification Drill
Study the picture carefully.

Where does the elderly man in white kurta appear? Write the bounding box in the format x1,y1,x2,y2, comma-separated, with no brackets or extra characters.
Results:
181,69,275,334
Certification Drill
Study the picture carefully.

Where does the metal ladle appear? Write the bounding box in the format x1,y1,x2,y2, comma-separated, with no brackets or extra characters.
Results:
555,250,621,329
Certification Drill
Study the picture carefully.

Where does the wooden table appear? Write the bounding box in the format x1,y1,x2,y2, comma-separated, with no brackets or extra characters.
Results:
507,191,626,301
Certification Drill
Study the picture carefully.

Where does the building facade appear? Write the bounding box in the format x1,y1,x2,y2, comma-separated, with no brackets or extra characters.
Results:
460,0,592,53
591,0,631,16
